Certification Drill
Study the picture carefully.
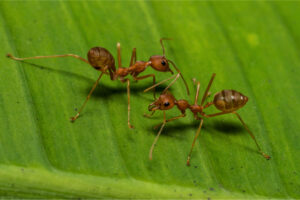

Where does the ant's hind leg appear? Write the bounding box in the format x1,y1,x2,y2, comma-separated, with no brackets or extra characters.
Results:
233,112,271,160
70,71,105,122
7,53,90,65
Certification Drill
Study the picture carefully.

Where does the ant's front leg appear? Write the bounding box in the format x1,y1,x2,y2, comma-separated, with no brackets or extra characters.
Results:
133,74,156,99
153,113,186,130
144,110,156,118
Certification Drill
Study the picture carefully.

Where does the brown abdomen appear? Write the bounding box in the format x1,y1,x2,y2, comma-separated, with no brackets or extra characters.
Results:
213,90,248,112
87,47,116,72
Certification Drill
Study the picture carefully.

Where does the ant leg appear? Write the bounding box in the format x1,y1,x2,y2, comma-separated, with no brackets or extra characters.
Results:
117,43,122,68
201,111,229,118
193,113,202,120
149,111,166,160
144,110,156,118
7,53,90,65
143,74,177,93
200,73,216,106
126,79,134,129
133,74,156,99
203,111,271,160
153,113,186,130
108,68,115,81
194,81,201,105
70,71,105,122
129,48,136,66
193,78,212,105
187,118,204,166
233,112,271,160
203,102,214,109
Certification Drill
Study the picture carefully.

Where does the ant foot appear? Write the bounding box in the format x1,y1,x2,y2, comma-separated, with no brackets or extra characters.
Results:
263,153,271,160
70,117,77,123
6,53,12,58
260,151,271,160
186,157,191,166
153,124,161,130
128,124,134,129
70,114,79,123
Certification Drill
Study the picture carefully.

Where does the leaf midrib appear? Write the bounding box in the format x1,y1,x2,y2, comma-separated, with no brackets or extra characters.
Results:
0,164,270,199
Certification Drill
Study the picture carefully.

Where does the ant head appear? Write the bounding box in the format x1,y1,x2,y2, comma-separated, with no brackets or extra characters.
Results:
148,56,173,73
148,92,176,111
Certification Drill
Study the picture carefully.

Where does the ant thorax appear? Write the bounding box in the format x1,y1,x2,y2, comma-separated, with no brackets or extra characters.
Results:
129,61,150,76
175,99,190,113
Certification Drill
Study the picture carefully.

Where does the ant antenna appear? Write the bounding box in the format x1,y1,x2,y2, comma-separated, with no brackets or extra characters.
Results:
162,73,180,93
160,38,172,56
200,73,216,106
144,74,177,93
167,59,190,95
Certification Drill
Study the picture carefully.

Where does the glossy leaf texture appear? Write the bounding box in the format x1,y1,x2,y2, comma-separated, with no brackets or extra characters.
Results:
0,1,299,199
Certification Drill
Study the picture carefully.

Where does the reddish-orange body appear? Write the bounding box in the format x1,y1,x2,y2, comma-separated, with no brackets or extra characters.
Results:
146,73,270,165
7,39,189,129
149,89,248,118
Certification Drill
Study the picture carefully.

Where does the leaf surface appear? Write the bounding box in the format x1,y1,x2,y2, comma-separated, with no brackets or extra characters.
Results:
0,1,299,198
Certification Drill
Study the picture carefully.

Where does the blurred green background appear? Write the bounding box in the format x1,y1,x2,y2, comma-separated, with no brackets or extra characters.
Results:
0,1,299,198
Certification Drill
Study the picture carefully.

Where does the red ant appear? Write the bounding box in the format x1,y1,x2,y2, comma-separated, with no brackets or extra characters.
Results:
145,73,271,166
7,39,189,128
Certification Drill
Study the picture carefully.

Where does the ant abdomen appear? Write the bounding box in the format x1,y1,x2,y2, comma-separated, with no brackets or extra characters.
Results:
87,47,116,72
213,90,248,112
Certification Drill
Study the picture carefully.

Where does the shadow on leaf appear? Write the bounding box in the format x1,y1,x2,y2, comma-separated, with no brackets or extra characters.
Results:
16,60,169,100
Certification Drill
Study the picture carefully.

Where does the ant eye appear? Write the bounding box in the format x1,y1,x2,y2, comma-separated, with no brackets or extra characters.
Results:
161,60,166,66
164,102,170,107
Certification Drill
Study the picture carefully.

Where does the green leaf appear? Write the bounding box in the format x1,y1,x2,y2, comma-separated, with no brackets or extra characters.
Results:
0,1,299,199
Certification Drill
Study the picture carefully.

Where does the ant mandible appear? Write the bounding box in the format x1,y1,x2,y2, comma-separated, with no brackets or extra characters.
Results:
145,73,271,166
7,38,189,128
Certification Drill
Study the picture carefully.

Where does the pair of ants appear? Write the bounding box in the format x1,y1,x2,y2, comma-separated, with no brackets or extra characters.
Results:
7,39,270,166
